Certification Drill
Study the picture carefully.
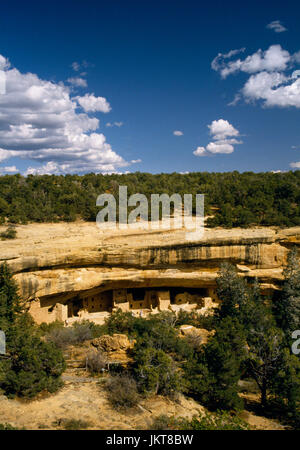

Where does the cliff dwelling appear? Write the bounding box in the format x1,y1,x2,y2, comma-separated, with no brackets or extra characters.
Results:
27,286,220,325
1,222,299,326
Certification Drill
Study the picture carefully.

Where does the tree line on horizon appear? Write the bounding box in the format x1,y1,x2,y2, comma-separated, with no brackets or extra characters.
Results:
0,170,299,227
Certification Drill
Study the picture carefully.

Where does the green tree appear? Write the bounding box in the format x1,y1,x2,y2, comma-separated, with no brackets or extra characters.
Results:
0,263,66,398
105,308,136,336
133,347,184,397
246,325,285,408
184,318,247,410
274,248,300,340
1,314,66,397
216,263,248,322
0,262,23,333
270,347,300,420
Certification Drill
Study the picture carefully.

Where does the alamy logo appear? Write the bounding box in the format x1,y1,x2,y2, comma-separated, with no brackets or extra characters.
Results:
291,330,300,355
96,186,204,241
0,330,6,355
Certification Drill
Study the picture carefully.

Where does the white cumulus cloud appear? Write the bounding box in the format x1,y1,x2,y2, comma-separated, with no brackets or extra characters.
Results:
0,55,10,70
290,162,300,168
212,45,290,79
211,48,245,74
242,71,300,107
0,54,133,175
173,130,183,136
0,165,18,174
193,119,242,157
213,44,300,108
193,147,206,156
208,119,239,140
75,93,111,113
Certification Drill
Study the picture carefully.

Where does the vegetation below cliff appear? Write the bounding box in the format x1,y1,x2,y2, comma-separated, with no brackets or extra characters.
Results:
1,249,299,430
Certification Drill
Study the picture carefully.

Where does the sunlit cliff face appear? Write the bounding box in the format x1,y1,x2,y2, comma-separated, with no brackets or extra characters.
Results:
2,222,296,325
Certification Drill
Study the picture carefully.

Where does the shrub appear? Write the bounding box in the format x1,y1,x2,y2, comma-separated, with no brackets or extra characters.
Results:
46,327,77,348
133,347,184,397
183,411,250,430
105,309,136,336
72,321,93,342
0,225,17,240
149,414,176,430
38,320,64,335
106,374,139,409
175,310,195,327
86,350,107,374
53,418,91,430
152,311,177,327
0,423,19,430
176,310,216,331
45,321,93,348
185,330,203,351
87,321,108,338
149,411,250,430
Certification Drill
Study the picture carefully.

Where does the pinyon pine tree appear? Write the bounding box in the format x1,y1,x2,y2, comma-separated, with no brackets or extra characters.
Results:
0,263,66,398
277,248,300,338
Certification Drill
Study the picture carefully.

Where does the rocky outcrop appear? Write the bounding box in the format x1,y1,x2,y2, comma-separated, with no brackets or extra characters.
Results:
0,223,299,304
90,334,134,365
91,334,134,353
179,325,214,345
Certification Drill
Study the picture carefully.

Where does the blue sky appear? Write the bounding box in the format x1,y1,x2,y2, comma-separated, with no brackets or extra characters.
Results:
0,0,300,175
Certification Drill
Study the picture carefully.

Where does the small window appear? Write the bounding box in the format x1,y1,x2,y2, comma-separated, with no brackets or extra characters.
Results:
140,303,142,307
130,304,133,308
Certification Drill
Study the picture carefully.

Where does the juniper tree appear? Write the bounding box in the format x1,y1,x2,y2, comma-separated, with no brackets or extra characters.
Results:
274,247,300,340
270,347,300,420
0,263,65,398
246,325,285,408
215,263,300,411
216,263,249,323
0,262,23,335
184,317,247,411
133,347,184,397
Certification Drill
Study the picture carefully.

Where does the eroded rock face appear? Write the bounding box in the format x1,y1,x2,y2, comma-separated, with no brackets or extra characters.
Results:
0,223,299,310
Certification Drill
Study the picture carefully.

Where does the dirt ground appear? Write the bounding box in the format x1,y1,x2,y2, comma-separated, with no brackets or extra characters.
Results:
0,376,204,430
0,374,286,430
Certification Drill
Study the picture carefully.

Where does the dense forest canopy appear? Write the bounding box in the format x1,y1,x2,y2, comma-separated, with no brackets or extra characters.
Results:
0,171,299,227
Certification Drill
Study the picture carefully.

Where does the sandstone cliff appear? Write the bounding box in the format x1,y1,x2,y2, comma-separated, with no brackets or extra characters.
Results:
0,223,299,305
